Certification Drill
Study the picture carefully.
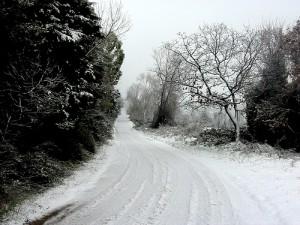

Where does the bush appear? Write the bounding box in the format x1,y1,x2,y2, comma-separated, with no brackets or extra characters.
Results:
75,123,96,153
246,21,300,152
246,81,300,151
196,128,235,146
20,152,66,186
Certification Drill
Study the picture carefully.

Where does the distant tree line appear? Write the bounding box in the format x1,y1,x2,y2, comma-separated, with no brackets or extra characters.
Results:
0,0,126,213
127,21,300,151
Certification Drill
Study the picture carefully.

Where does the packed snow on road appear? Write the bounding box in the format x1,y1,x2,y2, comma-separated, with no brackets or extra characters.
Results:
4,113,300,225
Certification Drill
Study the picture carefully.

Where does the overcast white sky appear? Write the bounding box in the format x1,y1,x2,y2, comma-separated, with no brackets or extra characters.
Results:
94,0,300,96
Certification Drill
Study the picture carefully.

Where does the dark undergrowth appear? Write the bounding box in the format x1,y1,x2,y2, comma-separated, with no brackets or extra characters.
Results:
0,115,116,221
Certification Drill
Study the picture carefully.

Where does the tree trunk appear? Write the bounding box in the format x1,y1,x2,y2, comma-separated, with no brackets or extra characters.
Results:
151,83,166,128
143,111,146,123
235,109,240,142
224,105,240,142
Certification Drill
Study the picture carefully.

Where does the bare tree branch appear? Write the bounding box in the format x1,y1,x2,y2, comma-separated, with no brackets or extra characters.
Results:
166,24,261,141
96,0,131,38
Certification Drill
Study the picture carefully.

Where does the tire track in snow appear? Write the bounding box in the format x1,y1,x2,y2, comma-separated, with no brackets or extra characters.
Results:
93,141,161,225
183,165,211,225
129,170,162,224
147,164,173,225
88,149,133,208
126,150,167,225
191,161,237,225
97,180,147,225
187,183,203,225
129,193,157,225
161,146,235,225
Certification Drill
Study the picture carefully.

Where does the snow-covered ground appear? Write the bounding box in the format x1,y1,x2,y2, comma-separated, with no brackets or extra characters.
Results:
3,112,300,225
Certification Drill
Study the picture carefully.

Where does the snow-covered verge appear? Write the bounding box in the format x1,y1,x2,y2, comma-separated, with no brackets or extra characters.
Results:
138,124,240,146
1,141,115,225
141,126,300,225
141,125,297,158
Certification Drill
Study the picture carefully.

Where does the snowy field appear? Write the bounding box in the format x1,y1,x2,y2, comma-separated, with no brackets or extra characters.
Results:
3,113,300,225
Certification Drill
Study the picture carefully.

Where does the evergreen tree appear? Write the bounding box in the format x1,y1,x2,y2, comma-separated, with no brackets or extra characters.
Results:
246,24,300,151
0,0,125,208
246,46,287,142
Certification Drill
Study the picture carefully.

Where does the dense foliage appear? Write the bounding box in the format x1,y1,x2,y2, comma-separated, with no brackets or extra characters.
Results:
0,0,123,213
246,23,300,151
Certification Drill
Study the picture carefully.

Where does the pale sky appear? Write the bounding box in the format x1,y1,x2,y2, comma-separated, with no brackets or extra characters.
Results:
94,0,300,96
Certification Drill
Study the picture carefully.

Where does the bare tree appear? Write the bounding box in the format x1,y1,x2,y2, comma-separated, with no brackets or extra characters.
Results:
151,45,182,128
127,47,183,127
86,0,131,57
285,20,300,80
96,0,131,38
258,23,285,75
126,73,160,125
167,24,261,141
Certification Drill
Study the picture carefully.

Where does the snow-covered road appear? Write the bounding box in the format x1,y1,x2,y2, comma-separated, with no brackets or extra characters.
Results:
5,112,300,225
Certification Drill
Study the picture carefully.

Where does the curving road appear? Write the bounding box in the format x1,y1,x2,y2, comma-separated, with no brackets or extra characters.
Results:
28,112,290,225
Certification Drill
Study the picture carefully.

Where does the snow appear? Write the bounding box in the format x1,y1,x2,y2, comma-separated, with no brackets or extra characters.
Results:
3,112,300,225
75,15,91,22
144,128,300,225
69,30,84,41
184,137,197,145
79,91,94,98
50,15,61,23
56,29,84,42
51,4,60,15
